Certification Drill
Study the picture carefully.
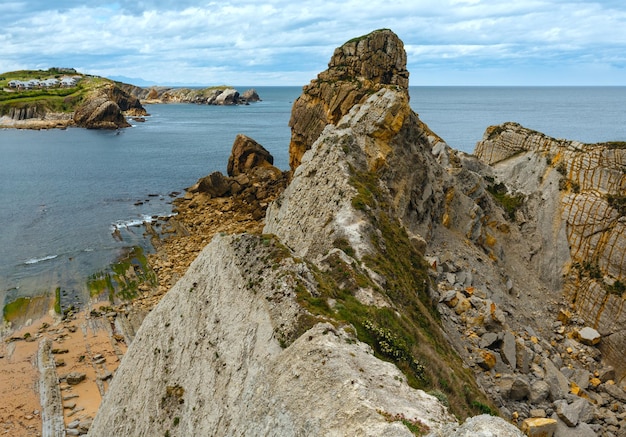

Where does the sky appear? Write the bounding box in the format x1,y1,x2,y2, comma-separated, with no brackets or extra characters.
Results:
1,0,625,86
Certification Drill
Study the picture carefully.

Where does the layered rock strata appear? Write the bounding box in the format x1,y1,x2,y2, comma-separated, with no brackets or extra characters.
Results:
122,85,261,105
288,28,409,170
73,82,146,129
475,122,626,381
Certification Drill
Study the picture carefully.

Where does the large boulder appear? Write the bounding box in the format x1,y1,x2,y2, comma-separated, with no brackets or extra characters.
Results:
214,88,239,105
227,134,275,177
190,171,232,197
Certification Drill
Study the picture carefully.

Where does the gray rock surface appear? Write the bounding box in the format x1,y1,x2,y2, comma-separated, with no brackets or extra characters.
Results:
543,358,570,401
605,383,626,402
551,413,597,437
501,331,517,369
38,338,65,437
427,414,523,437
88,235,455,436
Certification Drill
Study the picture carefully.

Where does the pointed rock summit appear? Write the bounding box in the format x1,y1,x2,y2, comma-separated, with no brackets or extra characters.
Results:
288,28,409,170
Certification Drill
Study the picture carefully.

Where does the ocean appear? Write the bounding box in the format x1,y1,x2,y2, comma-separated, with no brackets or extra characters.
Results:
1,86,625,321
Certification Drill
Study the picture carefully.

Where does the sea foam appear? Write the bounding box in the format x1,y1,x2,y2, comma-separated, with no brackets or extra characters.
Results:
24,254,58,265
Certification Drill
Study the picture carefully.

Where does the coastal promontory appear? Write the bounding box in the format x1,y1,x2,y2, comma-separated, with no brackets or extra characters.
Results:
91,29,626,436
3,29,626,437
0,69,146,129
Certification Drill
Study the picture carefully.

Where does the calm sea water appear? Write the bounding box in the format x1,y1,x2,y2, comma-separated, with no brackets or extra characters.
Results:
1,86,625,316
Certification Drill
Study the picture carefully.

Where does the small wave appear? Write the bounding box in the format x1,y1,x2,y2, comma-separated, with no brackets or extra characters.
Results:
24,254,58,265
111,214,153,231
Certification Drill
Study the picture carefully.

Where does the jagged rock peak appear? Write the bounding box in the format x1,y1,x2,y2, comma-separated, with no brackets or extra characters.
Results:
288,29,409,171
321,28,409,89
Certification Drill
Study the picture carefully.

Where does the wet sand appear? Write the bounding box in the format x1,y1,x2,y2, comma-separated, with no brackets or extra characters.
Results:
0,306,126,436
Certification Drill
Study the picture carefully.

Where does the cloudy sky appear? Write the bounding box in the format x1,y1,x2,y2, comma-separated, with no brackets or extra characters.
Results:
2,0,625,86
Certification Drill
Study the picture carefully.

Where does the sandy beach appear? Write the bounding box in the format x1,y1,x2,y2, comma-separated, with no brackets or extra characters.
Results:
0,307,126,436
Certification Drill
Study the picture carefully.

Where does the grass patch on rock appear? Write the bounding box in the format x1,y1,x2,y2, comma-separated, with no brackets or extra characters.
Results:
87,246,157,302
486,182,524,220
292,165,498,420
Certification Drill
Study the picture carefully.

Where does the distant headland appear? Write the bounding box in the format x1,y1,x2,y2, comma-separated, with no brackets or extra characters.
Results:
0,68,260,130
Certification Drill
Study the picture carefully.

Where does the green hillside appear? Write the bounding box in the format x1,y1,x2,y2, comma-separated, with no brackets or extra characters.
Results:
0,68,110,115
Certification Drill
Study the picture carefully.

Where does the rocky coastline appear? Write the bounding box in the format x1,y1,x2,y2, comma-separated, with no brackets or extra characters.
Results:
0,133,287,436
0,80,146,130
128,85,261,105
2,29,626,437
0,73,259,131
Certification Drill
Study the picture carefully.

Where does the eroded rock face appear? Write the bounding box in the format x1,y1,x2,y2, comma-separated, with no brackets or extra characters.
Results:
125,85,258,105
73,83,145,129
227,134,275,177
288,28,409,170
88,235,456,436
90,29,626,436
475,122,626,379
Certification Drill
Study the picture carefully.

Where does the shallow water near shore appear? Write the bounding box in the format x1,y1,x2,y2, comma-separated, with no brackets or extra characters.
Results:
1,86,625,328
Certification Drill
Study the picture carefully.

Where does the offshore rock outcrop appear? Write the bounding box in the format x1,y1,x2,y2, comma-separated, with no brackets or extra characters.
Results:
73,82,146,129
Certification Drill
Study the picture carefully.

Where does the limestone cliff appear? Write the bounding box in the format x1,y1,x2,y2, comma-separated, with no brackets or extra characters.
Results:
288,28,409,170
89,30,626,437
475,122,626,380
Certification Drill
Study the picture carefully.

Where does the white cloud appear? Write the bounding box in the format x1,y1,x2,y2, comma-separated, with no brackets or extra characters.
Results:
0,0,625,85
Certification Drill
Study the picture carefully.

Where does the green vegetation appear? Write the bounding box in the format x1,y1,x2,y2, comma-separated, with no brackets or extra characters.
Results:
606,194,626,216
573,260,603,280
346,28,392,44
572,261,625,297
471,400,498,416
485,182,524,220
87,246,157,302
291,166,497,420
378,410,430,436
54,287,62,314
2,293,54,326
3,297,32,323
0,68,109,116
602,141,626,149
607,280,626,297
